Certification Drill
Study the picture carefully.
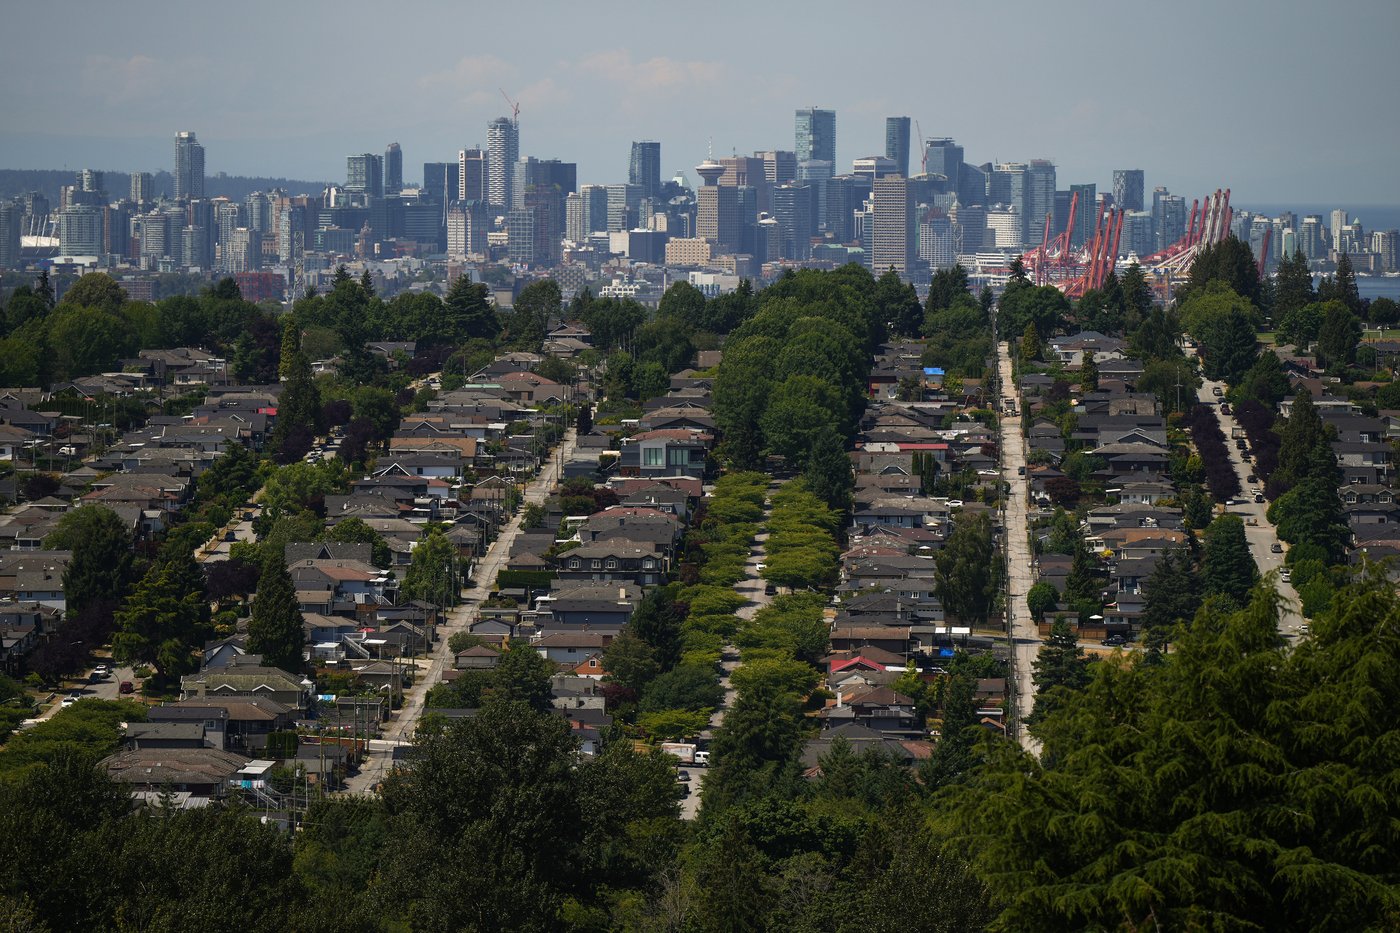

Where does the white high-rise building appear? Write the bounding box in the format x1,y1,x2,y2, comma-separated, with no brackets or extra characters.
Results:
59,205,104,257
487,117,519,211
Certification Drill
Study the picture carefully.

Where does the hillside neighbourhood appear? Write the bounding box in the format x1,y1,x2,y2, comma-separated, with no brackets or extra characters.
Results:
2,247,1399,929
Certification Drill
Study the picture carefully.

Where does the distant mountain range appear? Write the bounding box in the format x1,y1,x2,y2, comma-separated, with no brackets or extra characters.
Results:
0,169,328,204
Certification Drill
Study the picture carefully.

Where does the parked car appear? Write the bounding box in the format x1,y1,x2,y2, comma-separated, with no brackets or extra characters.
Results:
1102,634,1127,647
1246,474,1257,484
1270,543,1283,554
1212,386,1224,397
92,664,110,679
677,770,690,782
1280,568,1292,582
119,680,135,694
1017,465,1026,475
763,582,777,596
1254,493,1265,503
61,692,81,707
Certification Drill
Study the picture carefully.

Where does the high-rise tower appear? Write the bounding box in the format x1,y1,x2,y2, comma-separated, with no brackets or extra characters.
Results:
885,117,911,178
795,108,836,165
487,116,520,211
1112,169,1145,212
174,131,205,201
458,148,486,204
384,143,403,195
695,158,739,253
629,141,662,202
346,153,384,198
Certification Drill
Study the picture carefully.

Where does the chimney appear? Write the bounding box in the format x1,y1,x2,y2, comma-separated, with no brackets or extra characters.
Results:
618,587,626,601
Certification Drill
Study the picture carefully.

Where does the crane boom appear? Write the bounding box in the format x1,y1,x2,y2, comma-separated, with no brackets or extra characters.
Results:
499,88,520,122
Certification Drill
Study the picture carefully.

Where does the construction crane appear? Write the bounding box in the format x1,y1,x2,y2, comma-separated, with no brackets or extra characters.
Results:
499,88,520,123
914,119,926,174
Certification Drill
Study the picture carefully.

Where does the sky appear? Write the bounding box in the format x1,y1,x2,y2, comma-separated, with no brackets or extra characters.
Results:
3,0,1398,208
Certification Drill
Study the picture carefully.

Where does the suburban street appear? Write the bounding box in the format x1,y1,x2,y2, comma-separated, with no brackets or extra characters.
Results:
996,341,1042,756
24,662,138,727
1191,370,1307,637
341,426,578,794
680,485,777,818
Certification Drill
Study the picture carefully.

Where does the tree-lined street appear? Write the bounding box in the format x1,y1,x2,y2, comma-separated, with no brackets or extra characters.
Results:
996,340,1040,756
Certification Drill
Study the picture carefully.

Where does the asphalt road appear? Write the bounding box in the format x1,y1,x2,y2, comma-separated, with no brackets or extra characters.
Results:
341,427,579,795
25,662,138,726
996,342,1043,757
1191,372,1308,638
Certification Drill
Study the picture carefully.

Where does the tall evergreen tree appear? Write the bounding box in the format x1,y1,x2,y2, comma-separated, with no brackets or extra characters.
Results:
1029,618,1092,725
113,559,206,678
1062,539,1101,616
270,348,323,462
1316,301,1362,371
1273,249,1316,317
1139,545,1202,656
1273,387,1327,492
247,557,305,673
1326,252,1363,315
1120,261,1153,319
1201,513,1258,603
934,513,997,625
445,274,501,342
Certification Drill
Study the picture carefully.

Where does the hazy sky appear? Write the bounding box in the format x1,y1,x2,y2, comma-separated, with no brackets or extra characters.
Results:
3,0,1398,206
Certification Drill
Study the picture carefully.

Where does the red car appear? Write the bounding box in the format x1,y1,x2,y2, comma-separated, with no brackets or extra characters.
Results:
118,680,135,694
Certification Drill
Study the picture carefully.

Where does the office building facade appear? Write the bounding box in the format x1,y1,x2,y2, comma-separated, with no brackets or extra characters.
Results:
1068,183,1095,248
629,141,662,201
795,108,836,165
346,153,384,198
1113,169,1144,212
771,183,813,260
796,160,832,232
885,117,911,178
384,143,403,195
870,175,913,277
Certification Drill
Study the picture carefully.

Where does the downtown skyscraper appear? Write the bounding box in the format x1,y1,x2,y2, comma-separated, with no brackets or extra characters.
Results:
1113,169,1145,212
384,142,403,195
629,141,661,202
487,116,519,211
795,108,836,165
885,117,911,178
174,131,205,202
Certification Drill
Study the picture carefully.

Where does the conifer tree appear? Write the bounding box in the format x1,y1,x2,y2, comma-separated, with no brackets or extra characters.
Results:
248,557,305,673
1029,618,1091,724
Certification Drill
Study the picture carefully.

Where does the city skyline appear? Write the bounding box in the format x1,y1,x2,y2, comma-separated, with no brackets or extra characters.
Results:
1,0,1397,204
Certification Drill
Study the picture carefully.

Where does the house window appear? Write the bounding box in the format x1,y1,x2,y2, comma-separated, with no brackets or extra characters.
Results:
591,559,602,570
605,559,618,570
667,447,689,467
569,559,580,569
643,447,664,467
